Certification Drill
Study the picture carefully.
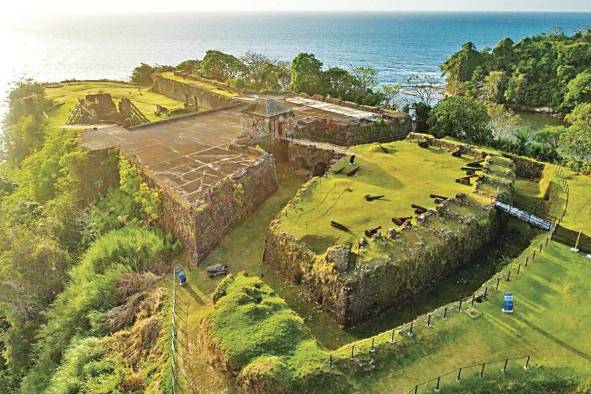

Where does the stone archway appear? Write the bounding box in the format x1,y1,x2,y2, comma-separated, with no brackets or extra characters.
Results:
313,162,328,176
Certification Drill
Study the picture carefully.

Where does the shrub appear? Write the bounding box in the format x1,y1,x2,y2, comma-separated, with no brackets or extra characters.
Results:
428,96,491,144
20,226,176,392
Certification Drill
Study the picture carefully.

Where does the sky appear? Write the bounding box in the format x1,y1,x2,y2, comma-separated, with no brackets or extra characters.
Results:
2,0,591,16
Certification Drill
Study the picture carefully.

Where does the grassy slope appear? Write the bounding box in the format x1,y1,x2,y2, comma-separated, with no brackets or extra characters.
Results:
160,72,239,98
44,81,184,124
280,141,474,254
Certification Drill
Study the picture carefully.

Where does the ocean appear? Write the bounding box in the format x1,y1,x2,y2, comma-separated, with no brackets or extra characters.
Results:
2,12,591,111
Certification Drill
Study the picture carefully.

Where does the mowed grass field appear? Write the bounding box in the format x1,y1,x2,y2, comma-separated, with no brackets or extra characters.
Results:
346,239,591,393
280,140,476,253
44,81,184,124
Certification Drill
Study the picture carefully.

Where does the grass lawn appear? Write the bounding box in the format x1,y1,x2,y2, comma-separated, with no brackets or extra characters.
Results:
560,170,591,234
44,81,184,124
280,140,476,254
160,72,239,98
339,238,591,393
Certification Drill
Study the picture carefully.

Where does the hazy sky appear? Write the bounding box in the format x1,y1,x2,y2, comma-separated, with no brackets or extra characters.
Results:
3,0,591,16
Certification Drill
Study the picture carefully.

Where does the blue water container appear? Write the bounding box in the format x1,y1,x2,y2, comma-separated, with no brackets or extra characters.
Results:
502,291,514,313
176,269,187,286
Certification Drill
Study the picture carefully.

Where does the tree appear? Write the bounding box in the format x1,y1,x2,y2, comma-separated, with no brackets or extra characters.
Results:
380,83,402,109
406,74,442,106
486,103,520,140
322,67,358,100
176,59,200,72
240,52,290,91
290,53,325,95
130,63,155,86
197,50,244,82
562,70,591,111
441,42,485,95
482,71,508,103
558,123,591,173
428,96,491,143
351,66,379,95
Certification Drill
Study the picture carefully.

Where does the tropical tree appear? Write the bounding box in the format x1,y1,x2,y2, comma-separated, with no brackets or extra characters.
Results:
406,74,442,105
440,42,486,95
197,50,244,82
562,70,591,111
290,53,325,95
428,96,491,143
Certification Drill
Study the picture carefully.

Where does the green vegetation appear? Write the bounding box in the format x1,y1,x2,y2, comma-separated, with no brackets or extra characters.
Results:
0,80,178,392
428,96,490,144
437,29,591,170
203,273,347,393
279,140,474,254
44,81,184,123
439,366,583,393
442,29,591,111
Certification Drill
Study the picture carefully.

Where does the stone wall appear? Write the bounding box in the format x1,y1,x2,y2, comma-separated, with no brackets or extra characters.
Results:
129,145,278,264
501,153,545,180
263,152,515,327
192,146,279,261
287,141,347,175
406,132,487,159
152,74,235,111
292,117,410,146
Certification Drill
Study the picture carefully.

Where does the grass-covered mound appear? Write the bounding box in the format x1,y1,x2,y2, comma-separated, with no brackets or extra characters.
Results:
280,140,477,254
20,226,177,393
201,273,349,393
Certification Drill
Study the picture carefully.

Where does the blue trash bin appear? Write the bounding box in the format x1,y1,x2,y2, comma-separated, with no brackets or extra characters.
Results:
176,269,187,286
502,291,514,313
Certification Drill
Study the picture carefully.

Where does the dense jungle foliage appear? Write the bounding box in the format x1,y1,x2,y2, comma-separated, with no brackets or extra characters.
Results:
427,29,591,172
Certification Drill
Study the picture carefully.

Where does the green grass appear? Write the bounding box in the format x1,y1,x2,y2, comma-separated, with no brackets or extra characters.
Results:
515,111,565,131
559,170,591,234
280,141,476,254
44,81,184,124
335,239,591,393
203,273,347,393
160,72,239,98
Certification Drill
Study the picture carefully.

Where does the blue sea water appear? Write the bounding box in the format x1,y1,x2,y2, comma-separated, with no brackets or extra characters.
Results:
1,12,591,106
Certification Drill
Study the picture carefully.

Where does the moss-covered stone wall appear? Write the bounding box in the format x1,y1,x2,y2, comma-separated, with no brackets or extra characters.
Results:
129,145,278,264
152,74,235,111
263,146,515,327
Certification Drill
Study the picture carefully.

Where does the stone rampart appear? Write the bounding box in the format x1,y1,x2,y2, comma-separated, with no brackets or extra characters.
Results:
128,145,278,263
263,151,515,327
152,74,235,111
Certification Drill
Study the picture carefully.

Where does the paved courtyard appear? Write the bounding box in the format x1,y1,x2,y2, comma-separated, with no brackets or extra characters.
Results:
81,104,261,206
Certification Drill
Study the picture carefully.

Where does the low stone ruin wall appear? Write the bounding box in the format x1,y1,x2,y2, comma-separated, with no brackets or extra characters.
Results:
263,151,515,327
406,132,487,159
287,141,347,175
152,74,235,111
131,145,278,263
501,153,545,180
292,117,410,146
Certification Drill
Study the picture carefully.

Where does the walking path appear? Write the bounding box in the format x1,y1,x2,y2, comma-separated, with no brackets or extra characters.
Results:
495,201,554,231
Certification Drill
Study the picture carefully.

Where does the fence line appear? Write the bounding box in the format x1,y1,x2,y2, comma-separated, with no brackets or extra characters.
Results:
329,228,554,364
171,269,178,394
406,355,532,393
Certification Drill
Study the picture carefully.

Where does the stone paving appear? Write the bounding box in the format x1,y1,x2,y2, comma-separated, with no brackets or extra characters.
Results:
80,105,261,206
